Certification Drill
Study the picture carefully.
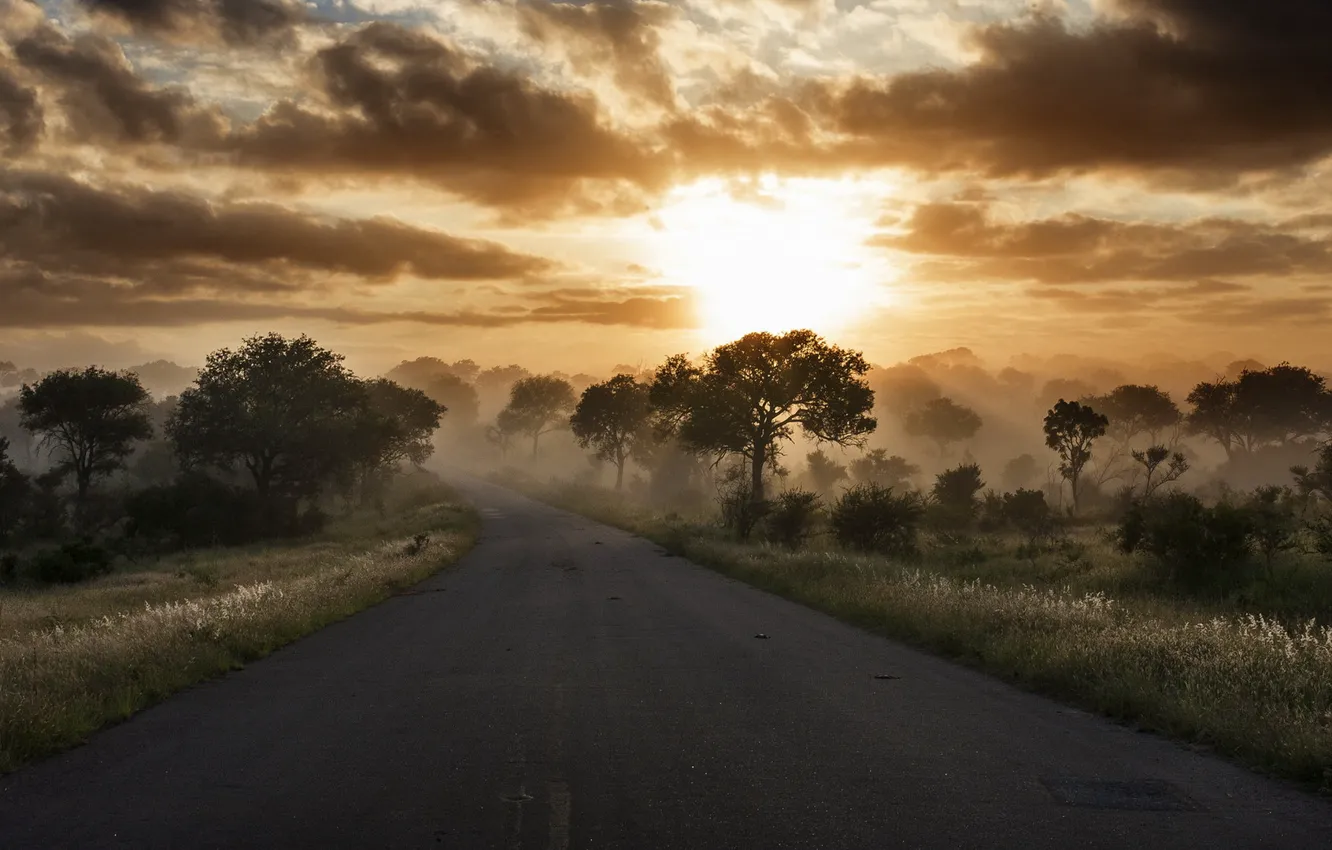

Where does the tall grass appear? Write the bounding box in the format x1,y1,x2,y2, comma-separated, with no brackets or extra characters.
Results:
530,482,1332,789
0,499,477,772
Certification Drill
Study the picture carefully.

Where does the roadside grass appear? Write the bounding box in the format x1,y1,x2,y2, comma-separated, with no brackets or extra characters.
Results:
0,489,478,773
519,478,1332,791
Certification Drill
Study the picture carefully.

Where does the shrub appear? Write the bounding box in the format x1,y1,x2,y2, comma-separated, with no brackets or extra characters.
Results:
29,540,114,584
830,483,924,557
0,552,17,585
1117,493,1253,590
928,463,985,529
1003,489,1058,553
763,490,822,550
1247,486,1299,577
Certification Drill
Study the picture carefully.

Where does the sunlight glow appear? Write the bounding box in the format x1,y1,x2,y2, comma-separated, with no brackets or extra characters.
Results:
653,177,896,343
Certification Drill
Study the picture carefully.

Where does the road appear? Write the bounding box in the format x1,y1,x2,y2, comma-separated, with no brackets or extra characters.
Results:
2,476,1331,848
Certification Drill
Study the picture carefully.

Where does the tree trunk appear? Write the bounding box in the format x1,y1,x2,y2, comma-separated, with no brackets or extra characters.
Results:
751,441,766,504
531,433,540,459
614,459,625,491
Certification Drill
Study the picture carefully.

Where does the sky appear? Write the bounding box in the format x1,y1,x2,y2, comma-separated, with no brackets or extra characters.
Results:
2,0,1331,377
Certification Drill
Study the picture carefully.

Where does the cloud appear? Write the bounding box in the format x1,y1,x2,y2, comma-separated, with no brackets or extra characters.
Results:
878,202,1332,284
0,62,42,153
0,170,556,284
220,22,669,214
75,0,306,48
10,22,224,145
514,0,678,107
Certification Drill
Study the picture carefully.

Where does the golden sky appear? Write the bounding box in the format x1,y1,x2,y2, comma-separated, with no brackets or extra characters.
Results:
2,0,1330,375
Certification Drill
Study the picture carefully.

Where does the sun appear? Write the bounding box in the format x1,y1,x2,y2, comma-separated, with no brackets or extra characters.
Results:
653,177,893,343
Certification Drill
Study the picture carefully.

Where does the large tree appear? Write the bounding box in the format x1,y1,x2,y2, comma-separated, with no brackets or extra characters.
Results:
499,375,577,458
424,373,479,427
18,366,152,512
169,334,365,499
651,330,876,504
1088,384,1181,444
348,379,445,504
903,397,982,456
1043,399,1108,515
1187,364,1332,457
570,375,652,490
849,449,918,489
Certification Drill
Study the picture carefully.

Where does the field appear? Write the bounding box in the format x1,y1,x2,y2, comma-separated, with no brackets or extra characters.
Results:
521,478,1332,791
0,487,477,773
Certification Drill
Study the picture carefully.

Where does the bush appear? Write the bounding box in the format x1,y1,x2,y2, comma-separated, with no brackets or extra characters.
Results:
1117,493,1253,590
830,483,924,557
0,552,17,585
763,490,821,550
928,463,985,529
29,540,114,584
125,474,323,548
1247,486,1298,576
1003,489,1058,552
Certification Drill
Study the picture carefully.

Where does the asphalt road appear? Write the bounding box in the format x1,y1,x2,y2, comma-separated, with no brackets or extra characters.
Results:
3,476,1332,849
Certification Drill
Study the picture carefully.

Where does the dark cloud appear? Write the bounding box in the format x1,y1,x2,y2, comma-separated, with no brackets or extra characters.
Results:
824,3,1332,182
76,0,305,48
0,63,42,153
0,170,555,285
11,23,222,145
878,202,1332,284
515,0,676,107
223,22,669,213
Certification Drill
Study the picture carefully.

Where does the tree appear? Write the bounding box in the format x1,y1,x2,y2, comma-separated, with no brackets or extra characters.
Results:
1037,378,1096,412
1001,454,1039,491
500,375,577,458
1088,384,1181,444
930,463,985,528
868,363,940,416
424,373,479,427
850,449,919,489
386,357,480,390
1043,399,1108,515
805,450,848,495
347,379,445,506
476,364,531,393
1187,364,1332,457
903,397,982,456
169,334,365,500
0,437,30,542
1132,445,1189,500
570,375,652,490
651,330,876,505
19,366,152,514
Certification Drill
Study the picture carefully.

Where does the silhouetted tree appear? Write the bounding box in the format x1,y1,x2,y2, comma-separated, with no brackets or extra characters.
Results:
570,375,652,490
1088,384,1180,444
424,373,479,426
930,463,985,528
903,397,982,456
850,449,918,489
476,364,531,393
19,366,152,516
1187,364,1332,457
1043,399,1108,515
805,450,848,495
348,379,445,506
651,330,876,505
500,375,576,458
1132,445,1189,499
169,334,364,500
386,357,480,390
0,437,29,542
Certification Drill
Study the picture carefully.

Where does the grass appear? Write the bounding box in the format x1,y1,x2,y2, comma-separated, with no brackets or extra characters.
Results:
0,488,478,773
518,477,1332,791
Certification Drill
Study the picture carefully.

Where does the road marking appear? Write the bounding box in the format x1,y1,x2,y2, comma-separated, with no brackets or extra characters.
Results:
547,781,571,850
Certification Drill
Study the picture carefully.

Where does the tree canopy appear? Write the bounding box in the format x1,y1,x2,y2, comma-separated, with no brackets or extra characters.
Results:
18,366,152,510
1187,364,1332,456
849,449,918,489
1043,399,1109,514
424,373,478,427
499,375,577,458
1088,384,1181,444
570,375,653,490
805,450,849,495
169,334,366,499
651,330,876,503
903,397,982,455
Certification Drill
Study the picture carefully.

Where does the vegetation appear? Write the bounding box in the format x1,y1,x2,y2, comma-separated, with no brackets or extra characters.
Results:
570,375,652,490
1043,399,1109,514
498,375,577,458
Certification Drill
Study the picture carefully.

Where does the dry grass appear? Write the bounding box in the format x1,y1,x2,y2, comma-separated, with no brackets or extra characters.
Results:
531,482,1332,790
0,497,477,772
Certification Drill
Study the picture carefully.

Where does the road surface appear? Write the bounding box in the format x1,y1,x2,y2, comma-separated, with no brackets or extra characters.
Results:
3,476,1331,848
